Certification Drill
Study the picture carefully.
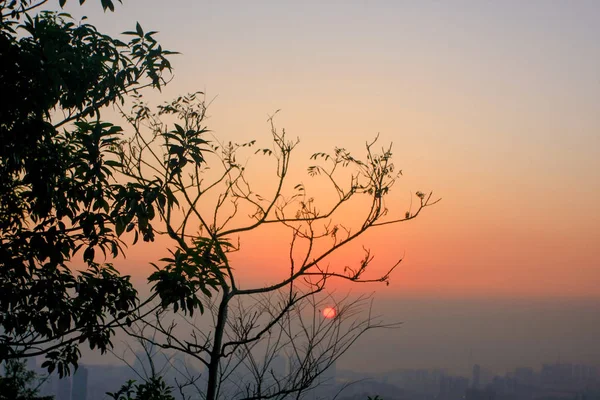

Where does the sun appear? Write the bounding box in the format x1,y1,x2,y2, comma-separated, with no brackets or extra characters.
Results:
322,307,336,319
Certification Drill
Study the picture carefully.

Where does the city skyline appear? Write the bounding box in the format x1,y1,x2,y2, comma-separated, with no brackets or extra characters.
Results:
32,356,600,400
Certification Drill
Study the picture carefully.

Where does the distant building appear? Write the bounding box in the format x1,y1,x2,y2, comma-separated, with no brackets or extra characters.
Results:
440,375,469,400
39,373,57,398
514,367,534,387
542,363,574,388
72,365,89,400
473,365,481,389
466,387,496,400
573,364,598,384
57,376,72,400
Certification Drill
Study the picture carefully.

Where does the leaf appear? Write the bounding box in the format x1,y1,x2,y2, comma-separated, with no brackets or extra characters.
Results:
115,219,125,237
173,123,185,134
83,247,95,263
136,22,144,36
100,0,115,11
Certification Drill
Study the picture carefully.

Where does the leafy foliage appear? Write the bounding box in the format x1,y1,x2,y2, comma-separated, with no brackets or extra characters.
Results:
107,377,175,400
148,237,228,316
116,92,218,318
0,0,176,376
0,359,53,400
1,3,439,400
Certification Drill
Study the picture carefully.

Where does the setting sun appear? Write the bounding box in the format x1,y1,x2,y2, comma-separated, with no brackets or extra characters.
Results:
322,307,337,319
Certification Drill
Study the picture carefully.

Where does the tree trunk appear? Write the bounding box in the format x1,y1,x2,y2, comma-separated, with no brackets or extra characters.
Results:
205,288,230,400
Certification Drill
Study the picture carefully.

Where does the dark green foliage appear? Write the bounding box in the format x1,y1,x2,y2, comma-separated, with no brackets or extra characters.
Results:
149,237,229,316
116,92,218,317
0,359,53,400
107,377,175,400
0,0,176,377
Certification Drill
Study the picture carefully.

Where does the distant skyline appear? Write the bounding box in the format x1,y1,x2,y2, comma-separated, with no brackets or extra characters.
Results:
58,0,599,299
37,350,600,400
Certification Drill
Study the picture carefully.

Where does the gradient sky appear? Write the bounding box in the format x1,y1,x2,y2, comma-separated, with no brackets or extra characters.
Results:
63,0,600,300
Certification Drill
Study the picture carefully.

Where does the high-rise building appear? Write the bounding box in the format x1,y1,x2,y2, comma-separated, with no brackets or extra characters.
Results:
466,387,496,400
472,364,481,389
440,375,470,400
72,365,89,400
541,363,573,387
39,373,57,398
56,376,71,400
514,367,534,387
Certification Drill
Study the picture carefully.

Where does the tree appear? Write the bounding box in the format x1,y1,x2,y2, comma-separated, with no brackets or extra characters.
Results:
111,93,439,399
0,0,176,377
107,377,176,400
0,359,53,400
1,2,439,397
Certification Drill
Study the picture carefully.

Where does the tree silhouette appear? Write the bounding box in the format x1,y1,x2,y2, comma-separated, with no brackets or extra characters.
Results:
0,0,176,376
1,2,439,397
0,359,53,400
112,93,439,399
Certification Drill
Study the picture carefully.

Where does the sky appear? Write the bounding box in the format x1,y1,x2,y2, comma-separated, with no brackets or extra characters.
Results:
59,0,600,372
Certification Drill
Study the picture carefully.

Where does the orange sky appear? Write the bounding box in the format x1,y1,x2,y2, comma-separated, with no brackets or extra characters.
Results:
65,1,600,300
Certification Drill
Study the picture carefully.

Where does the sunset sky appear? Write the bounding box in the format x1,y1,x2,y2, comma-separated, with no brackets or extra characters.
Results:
64,1,600,300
